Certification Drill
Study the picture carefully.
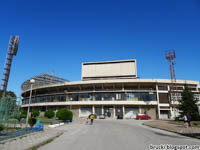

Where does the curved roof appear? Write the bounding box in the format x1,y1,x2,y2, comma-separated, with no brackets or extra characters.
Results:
21,78,199,93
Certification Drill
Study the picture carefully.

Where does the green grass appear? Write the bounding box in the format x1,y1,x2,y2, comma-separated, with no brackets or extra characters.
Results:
35,117,60,124
169,121,200,128
36,117,56,121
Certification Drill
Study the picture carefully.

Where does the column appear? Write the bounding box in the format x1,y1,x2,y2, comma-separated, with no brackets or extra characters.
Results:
113,106,116,118
92,105,95,114
102,105,104,114
78,106,81,118
139,106,141,113
168,85,173,119
156,84,161,119
122,105,125,118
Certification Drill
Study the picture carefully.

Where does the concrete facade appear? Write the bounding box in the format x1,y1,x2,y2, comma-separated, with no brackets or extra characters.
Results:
21,59,200,120
82,59,137,80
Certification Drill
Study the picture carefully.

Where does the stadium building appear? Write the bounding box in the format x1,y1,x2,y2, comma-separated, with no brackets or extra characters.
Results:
21,59,200,119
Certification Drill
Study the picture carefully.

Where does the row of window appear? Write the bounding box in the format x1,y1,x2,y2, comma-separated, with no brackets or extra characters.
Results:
22,92,157,104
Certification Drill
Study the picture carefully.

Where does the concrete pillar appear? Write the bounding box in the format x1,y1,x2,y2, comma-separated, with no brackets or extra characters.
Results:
113,106,116,118
93,93,95,101
102,106,104,114
122,105,125,118
92,105,95,114
167,85,173,119
79,106,81,117
156,84,160,119
139,106,141,113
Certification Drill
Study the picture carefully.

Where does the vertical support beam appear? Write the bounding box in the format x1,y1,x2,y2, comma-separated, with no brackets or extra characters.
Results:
139,105,141,113
102,105,104,114
93,93,95,101
43,73,47,86
156,84,160,119
122,83,124,91
113,105,116,118
168,85,173,119
92,105,95,114
122,105,125,118
79,106,81,118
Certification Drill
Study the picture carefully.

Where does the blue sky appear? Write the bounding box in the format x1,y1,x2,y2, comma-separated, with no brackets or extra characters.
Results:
0,0,199,97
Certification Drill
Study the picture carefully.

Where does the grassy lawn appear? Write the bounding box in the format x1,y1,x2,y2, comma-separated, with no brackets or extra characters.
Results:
36,117,56,121
169,121,200,128
35,117,60,124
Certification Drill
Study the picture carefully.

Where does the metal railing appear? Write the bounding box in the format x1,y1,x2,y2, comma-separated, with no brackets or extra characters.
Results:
0,125,44,141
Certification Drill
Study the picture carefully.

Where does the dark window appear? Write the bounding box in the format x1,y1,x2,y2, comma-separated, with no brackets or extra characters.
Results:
159,93,169,103
158,86,168,90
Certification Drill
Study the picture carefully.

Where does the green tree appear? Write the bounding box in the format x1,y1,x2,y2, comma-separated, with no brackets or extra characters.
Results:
56,109,73,121
32,110,40,117
44,109,55,118
21,110,27,118
28,118,37,127
0,90,17,98
0,123,5,132
179,86,200,120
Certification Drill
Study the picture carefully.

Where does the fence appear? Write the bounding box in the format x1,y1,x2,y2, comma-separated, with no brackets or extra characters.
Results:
0,124,44,141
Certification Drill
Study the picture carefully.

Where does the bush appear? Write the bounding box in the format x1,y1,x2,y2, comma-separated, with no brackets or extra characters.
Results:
0,123,5,132
28,118,37,127
15,114,22,121
32,110,40,117
56,109,73,121
44,109,55,118
21,111,27,118
175,117,181,121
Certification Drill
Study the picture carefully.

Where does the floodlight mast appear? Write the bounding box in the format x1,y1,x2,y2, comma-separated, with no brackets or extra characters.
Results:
0,36,19,97
165,49,178,118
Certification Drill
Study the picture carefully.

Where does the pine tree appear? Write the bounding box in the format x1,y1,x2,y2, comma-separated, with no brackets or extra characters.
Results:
179,86,200,121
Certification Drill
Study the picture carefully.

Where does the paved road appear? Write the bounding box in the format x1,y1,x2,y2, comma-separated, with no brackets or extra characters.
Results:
39,120,200,150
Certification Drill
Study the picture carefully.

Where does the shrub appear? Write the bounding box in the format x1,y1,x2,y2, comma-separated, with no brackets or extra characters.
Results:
15,114,22,121
44,109,55,118
32,110,40,117
56,109,73,121
0,123,5,132
193,122,198,126
28,118,37,127
21,111,27,118
175,117,179,121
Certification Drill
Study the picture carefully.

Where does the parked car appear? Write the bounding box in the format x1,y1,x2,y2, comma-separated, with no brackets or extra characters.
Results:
136,113,151,120
99,114,105,119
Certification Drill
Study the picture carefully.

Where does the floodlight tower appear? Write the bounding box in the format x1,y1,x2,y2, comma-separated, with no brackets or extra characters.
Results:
165,49,178,118
0,36,19,97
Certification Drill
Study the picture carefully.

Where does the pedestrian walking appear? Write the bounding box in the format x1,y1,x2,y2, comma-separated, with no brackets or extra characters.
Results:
85,118,88,125
186,113,191,127
88,114,95,125
183,114,188,128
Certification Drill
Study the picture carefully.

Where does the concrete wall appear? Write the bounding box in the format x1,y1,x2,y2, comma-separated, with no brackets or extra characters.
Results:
82,60,137,79
71,106,79,118
141,106,157,119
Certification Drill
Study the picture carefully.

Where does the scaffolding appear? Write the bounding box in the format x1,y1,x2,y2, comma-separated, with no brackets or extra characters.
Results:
21,73,69,91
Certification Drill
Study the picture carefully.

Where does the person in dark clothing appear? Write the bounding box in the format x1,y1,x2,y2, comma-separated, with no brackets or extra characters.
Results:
89,114,95,125
186,113,191,127
91,118,93,125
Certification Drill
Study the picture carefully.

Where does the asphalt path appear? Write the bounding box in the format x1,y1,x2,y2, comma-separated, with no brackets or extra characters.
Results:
39,120,200,150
